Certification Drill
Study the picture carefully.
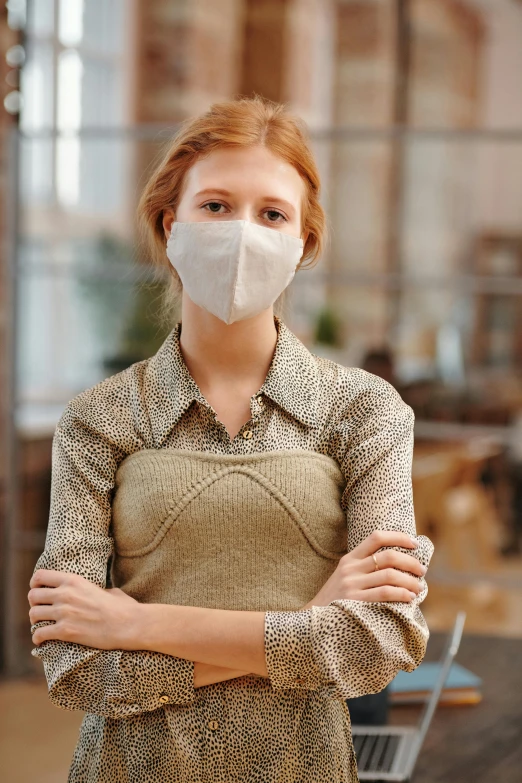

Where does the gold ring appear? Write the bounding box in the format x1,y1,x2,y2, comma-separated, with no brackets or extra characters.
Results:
372,553,379,571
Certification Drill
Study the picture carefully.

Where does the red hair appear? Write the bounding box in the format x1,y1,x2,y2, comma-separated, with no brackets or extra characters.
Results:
137,95,327,324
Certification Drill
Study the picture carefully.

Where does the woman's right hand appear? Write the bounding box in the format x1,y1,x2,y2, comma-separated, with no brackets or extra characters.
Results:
301,530,427,610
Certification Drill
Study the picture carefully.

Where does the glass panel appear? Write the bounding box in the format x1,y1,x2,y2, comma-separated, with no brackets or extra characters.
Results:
19,41,54,203
16,135,160,413
56,49,83,131
292,131,522,397
19,40,54,130
57,0,125,53
82,0,126,54
17,240,68,401
16,235,139,409
56,49,82,206
19,136,54,205
58,0,83,47
77,137,127,213
81,55,124,126
7,0,27,30
26,0,55,37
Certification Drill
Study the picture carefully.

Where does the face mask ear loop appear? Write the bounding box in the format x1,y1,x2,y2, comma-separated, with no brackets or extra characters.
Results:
226,219,246,324
166,222,176,255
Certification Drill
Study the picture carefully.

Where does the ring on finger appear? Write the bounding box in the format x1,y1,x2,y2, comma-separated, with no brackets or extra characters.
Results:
372,553,380,571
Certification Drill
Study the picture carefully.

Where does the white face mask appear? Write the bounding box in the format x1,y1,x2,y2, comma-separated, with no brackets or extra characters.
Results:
165,219,304,324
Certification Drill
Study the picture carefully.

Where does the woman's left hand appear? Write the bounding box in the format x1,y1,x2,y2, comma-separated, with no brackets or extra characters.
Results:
28,569,142,651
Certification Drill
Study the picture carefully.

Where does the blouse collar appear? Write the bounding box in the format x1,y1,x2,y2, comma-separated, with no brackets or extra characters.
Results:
145,314,320,447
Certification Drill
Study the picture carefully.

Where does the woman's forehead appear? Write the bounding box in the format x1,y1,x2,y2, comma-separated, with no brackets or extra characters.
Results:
183,145,304,200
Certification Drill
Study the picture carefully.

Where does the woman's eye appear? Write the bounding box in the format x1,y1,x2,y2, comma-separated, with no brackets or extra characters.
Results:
202,202,226,214
264,209,287,223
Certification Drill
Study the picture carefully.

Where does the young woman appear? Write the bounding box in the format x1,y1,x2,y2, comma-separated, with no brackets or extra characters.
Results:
28,96,434,783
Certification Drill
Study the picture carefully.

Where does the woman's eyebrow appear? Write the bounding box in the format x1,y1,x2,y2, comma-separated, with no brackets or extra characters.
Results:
193,188,233,199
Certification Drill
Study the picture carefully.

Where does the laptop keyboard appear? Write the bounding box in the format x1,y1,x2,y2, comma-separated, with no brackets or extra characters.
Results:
353,733,400,773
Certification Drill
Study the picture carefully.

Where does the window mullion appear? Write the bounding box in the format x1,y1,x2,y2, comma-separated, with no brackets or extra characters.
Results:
51,0,60,210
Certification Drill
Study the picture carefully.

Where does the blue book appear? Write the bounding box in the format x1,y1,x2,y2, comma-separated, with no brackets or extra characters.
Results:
388,662,483,705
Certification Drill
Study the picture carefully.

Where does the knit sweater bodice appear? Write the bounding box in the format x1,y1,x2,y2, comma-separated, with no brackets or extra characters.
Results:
109,448,348,611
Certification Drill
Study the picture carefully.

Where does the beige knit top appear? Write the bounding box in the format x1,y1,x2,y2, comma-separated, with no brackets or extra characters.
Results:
31,315,434,783
110,448,347,612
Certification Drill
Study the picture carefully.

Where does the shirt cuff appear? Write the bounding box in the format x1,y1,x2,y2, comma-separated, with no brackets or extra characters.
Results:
133,652,195,709
264,609,322,691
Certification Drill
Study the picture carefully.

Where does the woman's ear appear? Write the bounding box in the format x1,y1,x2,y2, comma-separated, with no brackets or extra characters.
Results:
162,208,175,241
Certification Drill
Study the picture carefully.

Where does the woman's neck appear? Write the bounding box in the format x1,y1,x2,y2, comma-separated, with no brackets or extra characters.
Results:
177,297,279,390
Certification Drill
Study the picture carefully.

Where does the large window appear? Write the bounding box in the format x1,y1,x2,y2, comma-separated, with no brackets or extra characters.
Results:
16,0,135,424
20,0,129,210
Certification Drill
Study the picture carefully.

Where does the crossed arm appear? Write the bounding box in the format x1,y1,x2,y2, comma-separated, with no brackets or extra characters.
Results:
29,381,433,717
29,569,270,688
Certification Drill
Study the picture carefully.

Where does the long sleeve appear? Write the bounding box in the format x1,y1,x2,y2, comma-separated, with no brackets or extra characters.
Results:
30,383,196,718
264,372,434,700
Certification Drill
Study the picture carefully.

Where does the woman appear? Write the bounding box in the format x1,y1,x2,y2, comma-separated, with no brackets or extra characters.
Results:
28,96,434,783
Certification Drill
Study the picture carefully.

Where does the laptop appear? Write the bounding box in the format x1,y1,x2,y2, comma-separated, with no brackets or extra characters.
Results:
351,610,467,781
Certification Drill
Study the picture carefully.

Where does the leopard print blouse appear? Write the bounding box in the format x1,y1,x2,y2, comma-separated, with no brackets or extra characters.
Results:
30,314,434,782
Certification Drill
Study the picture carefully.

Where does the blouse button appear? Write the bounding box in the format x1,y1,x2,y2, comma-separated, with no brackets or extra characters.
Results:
208,719,219,730
159,695,169,703
256,395,264,405
242,429,253,439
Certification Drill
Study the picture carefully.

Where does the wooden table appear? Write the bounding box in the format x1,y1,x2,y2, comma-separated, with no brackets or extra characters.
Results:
387,630,522,782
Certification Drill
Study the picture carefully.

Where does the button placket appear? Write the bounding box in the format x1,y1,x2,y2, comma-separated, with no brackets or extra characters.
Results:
249,393,265,425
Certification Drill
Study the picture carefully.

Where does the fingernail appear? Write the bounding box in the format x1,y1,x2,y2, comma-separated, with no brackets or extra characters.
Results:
410,537,419,548
420,565,427,574
409,591,417,600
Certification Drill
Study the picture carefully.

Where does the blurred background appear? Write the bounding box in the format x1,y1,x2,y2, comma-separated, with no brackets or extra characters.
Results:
0,0,521,781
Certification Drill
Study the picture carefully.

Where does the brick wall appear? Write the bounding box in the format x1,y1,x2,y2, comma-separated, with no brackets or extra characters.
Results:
134,0,245,123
